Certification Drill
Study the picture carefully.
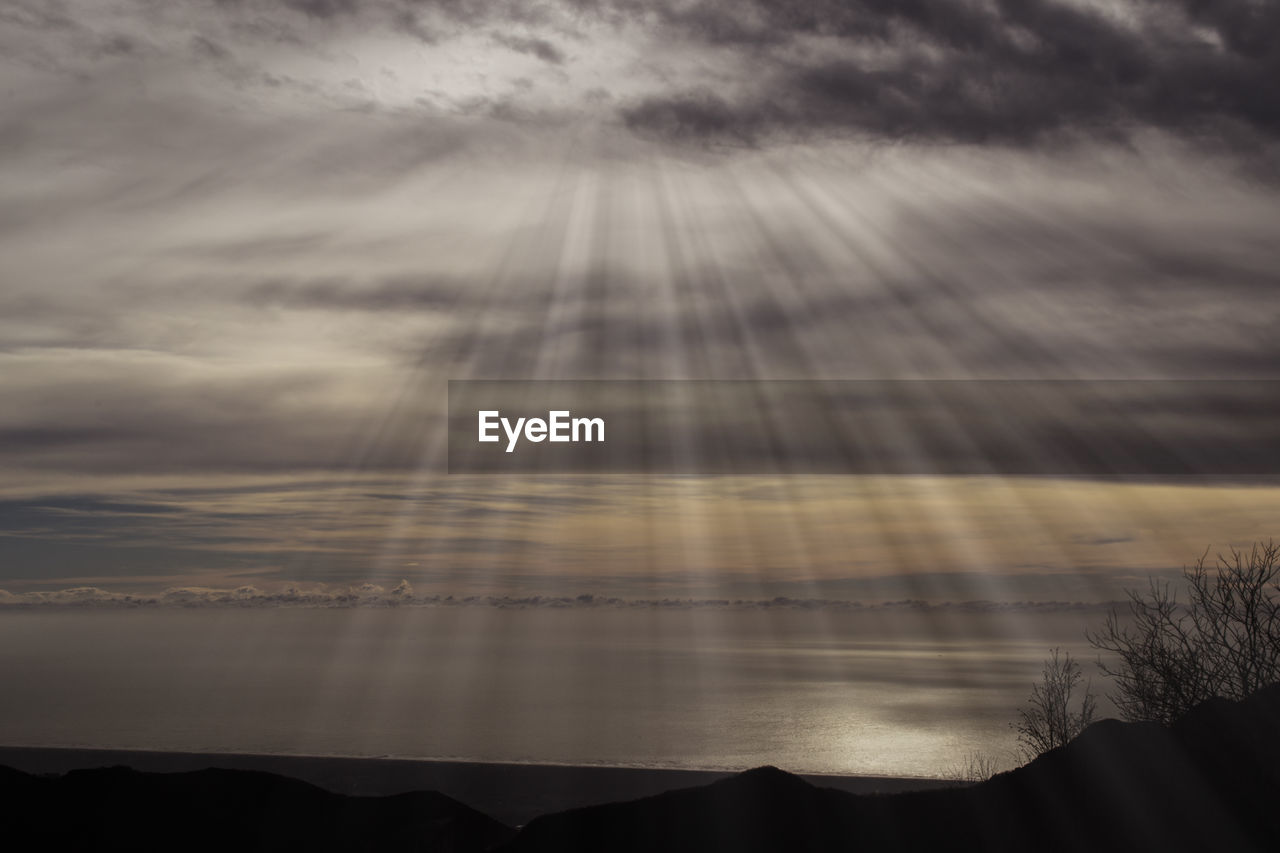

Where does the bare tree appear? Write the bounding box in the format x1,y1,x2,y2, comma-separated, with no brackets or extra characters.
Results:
1087,541,1280,724
1013,648,1097,760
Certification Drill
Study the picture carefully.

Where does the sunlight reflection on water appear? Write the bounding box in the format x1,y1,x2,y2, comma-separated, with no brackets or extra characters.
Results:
0,607,1114,778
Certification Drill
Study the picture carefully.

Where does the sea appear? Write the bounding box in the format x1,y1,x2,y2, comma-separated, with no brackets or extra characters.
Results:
0,605,1113,779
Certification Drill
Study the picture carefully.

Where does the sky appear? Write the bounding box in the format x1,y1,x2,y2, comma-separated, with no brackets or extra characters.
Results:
2,0,1279,603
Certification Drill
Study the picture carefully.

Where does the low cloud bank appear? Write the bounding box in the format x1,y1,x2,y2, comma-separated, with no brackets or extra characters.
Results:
0,583,1109,613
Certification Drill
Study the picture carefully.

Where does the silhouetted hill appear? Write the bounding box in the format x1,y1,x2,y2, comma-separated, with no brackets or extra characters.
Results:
502,684,1280,853
508,765,862,853
0,764,515,852
0,747,952,827
4,685,1277,851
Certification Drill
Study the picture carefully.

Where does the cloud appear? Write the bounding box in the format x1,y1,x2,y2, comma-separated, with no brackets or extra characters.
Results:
622,90,760,143
615,0,1280,157
0,351,419,474
0,586,146,606
10,0,1275,159
0,580,1118,611
493,33,566,64
282,0,358,18
189,34,233,61
1,0,1278,598
245,275,468,312
0,497,185,537
1074,535,1137,547
3,136,1278,480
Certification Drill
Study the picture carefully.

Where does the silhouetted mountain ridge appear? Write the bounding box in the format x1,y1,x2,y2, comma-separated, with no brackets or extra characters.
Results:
0,762,515,852
502,684,1280,852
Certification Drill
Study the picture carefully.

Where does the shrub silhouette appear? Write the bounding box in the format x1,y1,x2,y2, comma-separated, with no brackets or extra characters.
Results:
945,750,1002,783
1087,540,1280,724
1012,647,1097,759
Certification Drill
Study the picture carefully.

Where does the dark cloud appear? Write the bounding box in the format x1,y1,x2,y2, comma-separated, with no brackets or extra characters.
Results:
190,34,233,61
208,0,560,34
493,33,566,64
96,33,140,56
618,0,1280,153
245,275,466,311
22,0,1274,157
391,8,439,42
623,90,762,144
282,0,358,18
0,497,185,519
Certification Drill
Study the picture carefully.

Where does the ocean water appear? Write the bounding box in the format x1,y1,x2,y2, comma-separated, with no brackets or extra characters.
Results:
0,606,1111,778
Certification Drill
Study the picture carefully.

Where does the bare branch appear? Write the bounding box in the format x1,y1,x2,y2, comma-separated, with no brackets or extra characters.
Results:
1087,539,1280,723
1013,648,1097,759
